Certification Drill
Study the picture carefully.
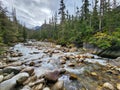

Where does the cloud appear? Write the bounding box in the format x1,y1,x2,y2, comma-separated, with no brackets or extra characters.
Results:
2,0,119,28
1,0,60,28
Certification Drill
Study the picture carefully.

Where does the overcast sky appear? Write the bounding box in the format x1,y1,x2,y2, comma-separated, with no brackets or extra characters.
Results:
1,0,120,28
1,0,82,28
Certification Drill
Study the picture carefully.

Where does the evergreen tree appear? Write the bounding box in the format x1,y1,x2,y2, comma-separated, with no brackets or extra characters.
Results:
58,0,66,24
92,0,99,31
81,0,90,23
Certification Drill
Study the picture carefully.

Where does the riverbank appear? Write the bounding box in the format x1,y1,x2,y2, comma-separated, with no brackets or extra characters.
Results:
0,41,120,90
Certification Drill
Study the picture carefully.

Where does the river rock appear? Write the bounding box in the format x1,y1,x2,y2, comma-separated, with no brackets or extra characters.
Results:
59,68,66,74
56,45,61,49
23,75,37,85
21,67,34,75
115,57,120,62
0,75,4,82
91,72,97,76
4,72,15,80
28,78,45,87
69,47,77,52
32,83,43,90
69,73,78,80
43,87,51,90
45,70,60,82
103,82,114,90
51,80,64,90
0,69,3,74
20,85,31,90
117,83,120,90
0,72,29,90
60,59,66,64
68,63,75,67
29,61,35,66
3,66,21,74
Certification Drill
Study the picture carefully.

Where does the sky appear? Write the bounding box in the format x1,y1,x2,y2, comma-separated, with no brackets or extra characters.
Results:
1,0,83,28
1,0,120,28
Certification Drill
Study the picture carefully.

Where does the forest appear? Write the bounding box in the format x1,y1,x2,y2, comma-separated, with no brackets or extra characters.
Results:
0,0,120,50
30,0,120,50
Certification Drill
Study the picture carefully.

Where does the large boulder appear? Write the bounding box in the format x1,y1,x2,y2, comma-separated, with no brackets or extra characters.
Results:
45,70,60,82
3,66,21,74
0,72,29,90
98,46,120,59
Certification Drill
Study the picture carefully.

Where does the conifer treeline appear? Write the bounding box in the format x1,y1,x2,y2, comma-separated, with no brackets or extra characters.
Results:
31,0,120,49
0,1,28,45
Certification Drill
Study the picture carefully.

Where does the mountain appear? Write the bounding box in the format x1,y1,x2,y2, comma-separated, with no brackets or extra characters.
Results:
33,26,41,30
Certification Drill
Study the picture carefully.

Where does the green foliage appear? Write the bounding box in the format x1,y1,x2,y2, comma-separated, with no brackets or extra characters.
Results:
0,3,29,45
89,32,112,49
29,0,120,50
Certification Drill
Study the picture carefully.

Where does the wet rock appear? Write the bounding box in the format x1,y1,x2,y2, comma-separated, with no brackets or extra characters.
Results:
4,72,14,80
0,72,29,90
59,68,66,74
103,82,114,90
32,83,43,90
44,50,50,53
28,78,44,87
68,63,75,67
117,83,120,90
0,69,3,74
20,85,31,90
69,73,78,80
51,80,64,90
29,61,35,66
45,70,60,82
56,45,61,49
43,87,51,90
115,57,120,62
8,61,23,66
69,47,77,52
10,53,18,57
23,75,37,85
18,52,23,56
91,72,97,76
21,67,34,76
96,86,102,90
0,75,4,82
3,66,21,74
33,51,39,54
53,50,60,53
60,59,66,64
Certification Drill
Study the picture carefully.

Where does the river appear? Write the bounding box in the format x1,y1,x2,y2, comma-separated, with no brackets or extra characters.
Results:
0,41,120,90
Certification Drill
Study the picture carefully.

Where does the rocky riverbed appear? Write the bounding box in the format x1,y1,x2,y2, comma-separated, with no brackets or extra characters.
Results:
0,41,120,90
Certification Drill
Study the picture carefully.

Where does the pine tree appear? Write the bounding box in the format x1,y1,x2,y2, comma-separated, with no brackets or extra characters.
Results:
92,0,99,31
58,0,66,24
81,0,90,22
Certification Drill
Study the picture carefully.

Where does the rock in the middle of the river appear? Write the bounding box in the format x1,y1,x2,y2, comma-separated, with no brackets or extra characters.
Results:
45,70,60,82
0,72,29,90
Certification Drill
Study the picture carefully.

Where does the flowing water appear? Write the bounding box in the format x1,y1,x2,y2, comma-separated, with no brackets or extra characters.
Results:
6,41,120,90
